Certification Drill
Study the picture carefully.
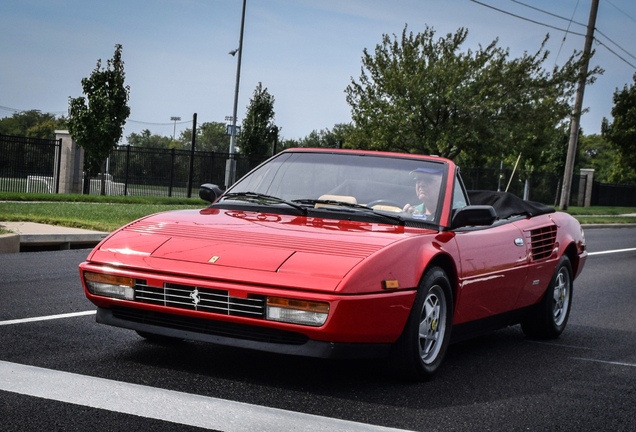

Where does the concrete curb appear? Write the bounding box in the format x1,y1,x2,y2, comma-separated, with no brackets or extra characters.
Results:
0,222,108,253
0,233,20,254
580,223,636,229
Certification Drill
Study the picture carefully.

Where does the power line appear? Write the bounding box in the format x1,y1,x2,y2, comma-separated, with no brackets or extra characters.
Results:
128,119,191,126
606,0,636,24
468,0,587,36
0,105,192,126
554,0,581,65
469,0,636,69
595,28,636,63
593,38,636,69
507,0,587,28
0,105,22,113
508,0,636,63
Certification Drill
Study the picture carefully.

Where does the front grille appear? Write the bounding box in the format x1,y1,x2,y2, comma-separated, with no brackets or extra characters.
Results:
134,280,266,319
112,307,309,345
529,225,557,261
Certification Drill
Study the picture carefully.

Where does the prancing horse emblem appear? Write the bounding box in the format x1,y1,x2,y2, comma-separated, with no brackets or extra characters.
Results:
190,288,201,310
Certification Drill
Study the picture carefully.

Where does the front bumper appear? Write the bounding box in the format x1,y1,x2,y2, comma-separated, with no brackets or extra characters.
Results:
81,262,417,352
97,307,393,359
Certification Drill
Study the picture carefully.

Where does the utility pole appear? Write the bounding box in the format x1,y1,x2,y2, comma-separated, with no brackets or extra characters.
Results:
187,113,197,198
225,0,247,188
559,0,598,210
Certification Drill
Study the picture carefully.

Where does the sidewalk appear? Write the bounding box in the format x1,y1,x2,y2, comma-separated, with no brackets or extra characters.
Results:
0,222,108,254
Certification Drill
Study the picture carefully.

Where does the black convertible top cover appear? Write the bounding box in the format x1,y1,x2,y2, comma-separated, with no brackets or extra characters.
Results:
467,190,555,219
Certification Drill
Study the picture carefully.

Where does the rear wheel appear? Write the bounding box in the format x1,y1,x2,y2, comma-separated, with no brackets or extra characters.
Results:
390,267,453,381
522,255,573,339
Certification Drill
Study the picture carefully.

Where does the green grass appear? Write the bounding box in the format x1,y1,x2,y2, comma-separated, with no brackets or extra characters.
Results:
0,200,204,232
572,216,636,224
0,192,206,232
559,206,636,224
563,206,636,216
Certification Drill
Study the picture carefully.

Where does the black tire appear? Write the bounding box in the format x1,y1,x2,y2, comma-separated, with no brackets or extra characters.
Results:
136,330,182,344
390,267,453,381
521,255,573,339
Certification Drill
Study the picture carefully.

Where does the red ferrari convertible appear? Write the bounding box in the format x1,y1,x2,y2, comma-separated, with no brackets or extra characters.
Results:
80,149,587,380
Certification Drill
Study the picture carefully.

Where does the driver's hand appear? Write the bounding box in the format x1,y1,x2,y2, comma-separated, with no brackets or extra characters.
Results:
402,204,421,215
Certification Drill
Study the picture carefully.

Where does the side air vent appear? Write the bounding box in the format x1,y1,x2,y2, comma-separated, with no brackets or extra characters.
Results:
529,225,557,261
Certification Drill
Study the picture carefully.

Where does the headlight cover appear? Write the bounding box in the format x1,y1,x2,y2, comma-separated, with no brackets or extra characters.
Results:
266,296,329,327
84,271,134,301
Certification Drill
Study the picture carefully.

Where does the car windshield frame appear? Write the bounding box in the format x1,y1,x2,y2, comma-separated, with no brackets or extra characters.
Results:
213,150,448,226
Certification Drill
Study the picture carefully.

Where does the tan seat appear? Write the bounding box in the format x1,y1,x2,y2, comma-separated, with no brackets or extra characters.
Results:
370,204,402,213
315,194,357,208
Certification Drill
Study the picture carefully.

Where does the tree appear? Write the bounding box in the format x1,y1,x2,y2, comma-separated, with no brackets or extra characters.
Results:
127,129,173,148
601,73,636,184
238,82,278,157
68,44,131,195
291,123,353,149
0,110,66,139
297,129,335,148
179,122,231,152
345,25,601,169
577,133,634,184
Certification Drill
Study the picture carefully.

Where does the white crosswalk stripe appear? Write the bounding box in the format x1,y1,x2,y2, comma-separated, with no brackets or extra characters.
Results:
0,361,411,432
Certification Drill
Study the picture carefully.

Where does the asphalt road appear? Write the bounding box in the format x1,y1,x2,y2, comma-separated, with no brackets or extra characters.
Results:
0,227,635,431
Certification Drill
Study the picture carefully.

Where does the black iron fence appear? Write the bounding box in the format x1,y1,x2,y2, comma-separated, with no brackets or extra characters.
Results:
461,167,578,207
88,145,268,197
2,133,635,206
591,181,636,207
0,134,61,193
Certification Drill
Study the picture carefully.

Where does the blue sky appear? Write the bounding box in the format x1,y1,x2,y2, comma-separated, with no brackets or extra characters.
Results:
1,0,635,143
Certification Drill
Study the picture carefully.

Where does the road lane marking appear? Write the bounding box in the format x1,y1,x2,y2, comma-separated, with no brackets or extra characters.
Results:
0,310,96,326
588,247,636,256
0,360,411,432
571,357,636,368
525,341,596,351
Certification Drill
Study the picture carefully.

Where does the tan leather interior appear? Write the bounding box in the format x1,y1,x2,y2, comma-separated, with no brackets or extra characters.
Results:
370,204,402,213
315,194,357,208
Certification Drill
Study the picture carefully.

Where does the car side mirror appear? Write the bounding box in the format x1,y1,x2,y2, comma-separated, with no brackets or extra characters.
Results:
451,205,497,229
199,184,224,203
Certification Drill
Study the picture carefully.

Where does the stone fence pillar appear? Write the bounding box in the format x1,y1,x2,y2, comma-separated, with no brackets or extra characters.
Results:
55,130,84,194
577,168,594,208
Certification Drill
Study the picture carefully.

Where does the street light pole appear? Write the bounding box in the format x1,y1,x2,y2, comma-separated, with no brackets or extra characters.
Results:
170,116,181,141
225,0,247,188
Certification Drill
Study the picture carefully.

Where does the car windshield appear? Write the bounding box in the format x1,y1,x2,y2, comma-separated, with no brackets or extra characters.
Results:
219,151,447,224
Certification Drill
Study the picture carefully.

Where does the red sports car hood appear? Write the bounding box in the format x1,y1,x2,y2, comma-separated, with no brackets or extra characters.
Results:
88,208,437,293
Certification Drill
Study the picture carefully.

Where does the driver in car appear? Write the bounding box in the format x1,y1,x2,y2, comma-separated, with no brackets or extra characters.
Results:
402,167,443,220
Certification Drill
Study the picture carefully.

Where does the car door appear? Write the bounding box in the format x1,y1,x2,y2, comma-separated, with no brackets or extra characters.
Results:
452,222,529,324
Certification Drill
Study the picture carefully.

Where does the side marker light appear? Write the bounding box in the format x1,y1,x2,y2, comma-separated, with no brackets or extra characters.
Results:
383,280,399,290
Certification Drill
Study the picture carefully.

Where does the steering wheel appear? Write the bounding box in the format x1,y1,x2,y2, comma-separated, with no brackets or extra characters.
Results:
367,200,402,208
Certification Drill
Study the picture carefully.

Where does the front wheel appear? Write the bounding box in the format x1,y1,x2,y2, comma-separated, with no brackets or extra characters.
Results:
390,267,453,381
521,255,573,339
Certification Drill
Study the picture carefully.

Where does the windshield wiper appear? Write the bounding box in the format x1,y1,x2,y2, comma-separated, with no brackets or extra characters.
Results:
292,199,405,225
292,199,373,211
220,192,307,215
